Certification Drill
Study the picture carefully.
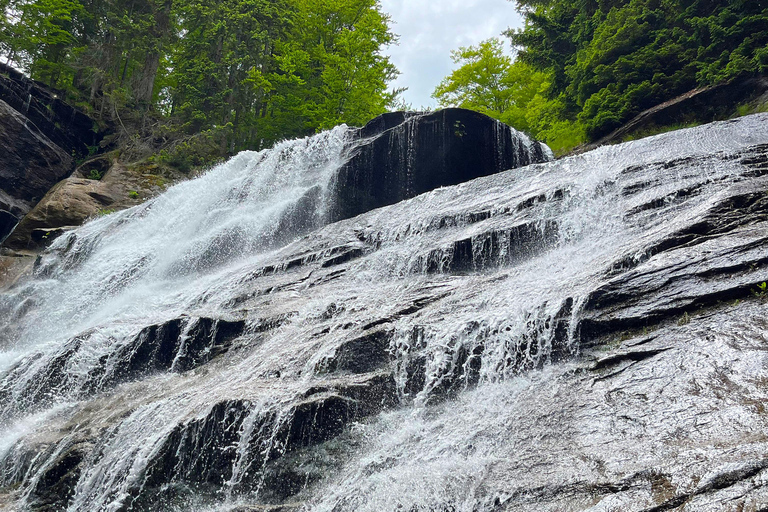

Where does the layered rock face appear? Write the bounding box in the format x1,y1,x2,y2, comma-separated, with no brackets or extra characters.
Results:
0,63,102,158
0,64,104,247
1,160,171,252
0,101,73,243
1,113,768,512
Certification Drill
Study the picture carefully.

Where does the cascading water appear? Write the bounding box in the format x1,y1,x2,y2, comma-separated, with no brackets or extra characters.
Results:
1,112,768,512
0,125,351,354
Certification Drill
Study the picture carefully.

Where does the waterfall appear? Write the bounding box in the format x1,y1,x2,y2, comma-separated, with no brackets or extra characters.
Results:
1,112,767,512
0,125,353,362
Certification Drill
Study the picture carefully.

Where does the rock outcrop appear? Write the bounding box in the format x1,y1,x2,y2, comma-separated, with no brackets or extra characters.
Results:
0,62,103,158
0,64,106,248
1,114,767,511
331,108,552,222
0,100,74,243
2,160,171,251
573,76,768,154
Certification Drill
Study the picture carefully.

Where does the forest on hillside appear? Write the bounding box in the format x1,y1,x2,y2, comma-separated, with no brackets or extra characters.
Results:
1,0,767,162
435,0,768,153
0,0,398,166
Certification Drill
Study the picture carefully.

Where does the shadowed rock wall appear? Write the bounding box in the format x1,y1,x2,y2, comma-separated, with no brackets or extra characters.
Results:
330,108,551,222
0,64,105,246
0,63,103,158
0,101,74,244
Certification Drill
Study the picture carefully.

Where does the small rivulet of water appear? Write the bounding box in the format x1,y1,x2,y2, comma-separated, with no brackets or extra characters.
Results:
1,112,767,512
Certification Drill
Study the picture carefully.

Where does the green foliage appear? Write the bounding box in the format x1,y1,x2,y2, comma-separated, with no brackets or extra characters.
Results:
509,0,768,140
1,0,85,88
735,100,768,117
433,39,519,120
86,169,104,180
1,0,400,159
128,190,139,198
168,0,399,149
156,127,230,172
433,37,585,154
523,91,586,155
262,0,400,143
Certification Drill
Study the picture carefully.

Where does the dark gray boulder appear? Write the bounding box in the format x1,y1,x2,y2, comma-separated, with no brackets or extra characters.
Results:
329,108,551,222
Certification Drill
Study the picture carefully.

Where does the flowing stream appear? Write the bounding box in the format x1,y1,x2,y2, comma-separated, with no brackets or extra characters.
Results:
1,113,767,511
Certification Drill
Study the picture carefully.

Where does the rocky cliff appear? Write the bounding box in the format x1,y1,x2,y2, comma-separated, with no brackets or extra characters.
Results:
0,63,106,250
1,113,768,512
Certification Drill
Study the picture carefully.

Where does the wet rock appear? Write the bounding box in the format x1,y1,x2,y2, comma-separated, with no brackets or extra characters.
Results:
123,373,396,510
330,108,551,222
0,100,73,229
109,316,246,379
579,222,768,342
315,328,393,374
25,441,89,511
4,115,768,512
489,302,768,511
0,62,103,158
0,316,247,419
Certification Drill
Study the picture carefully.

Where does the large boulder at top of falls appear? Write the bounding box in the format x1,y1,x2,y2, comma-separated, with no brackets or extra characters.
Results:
329,108,552,222
0,100,74,244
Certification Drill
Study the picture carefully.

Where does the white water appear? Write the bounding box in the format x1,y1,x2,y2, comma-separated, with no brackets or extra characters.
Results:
0,114,767,511
1,125,352,352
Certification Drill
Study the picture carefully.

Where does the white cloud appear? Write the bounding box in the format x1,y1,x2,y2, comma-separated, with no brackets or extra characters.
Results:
380,0,524,108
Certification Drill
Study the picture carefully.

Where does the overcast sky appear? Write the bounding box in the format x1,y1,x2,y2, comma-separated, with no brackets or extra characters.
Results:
379,0,524,109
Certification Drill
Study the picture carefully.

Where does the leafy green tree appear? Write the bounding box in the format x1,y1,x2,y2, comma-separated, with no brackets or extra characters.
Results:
1,0,85,88
1,0,400,158
432,39,518,118
433,37,584,154
263,0,399,142
169,0,290,150
169,0,399,149
508,0,768,140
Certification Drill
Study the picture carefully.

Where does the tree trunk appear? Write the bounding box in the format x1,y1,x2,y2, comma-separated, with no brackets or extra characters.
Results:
133,52,160,106
132,0,173,109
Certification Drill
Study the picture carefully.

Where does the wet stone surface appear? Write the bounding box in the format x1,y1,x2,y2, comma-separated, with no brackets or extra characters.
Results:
1,115,768,511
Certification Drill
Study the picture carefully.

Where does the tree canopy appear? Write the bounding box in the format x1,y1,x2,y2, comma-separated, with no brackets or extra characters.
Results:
0,0,400,155
509,0,768,139
435,0,767,153
432,37,585,154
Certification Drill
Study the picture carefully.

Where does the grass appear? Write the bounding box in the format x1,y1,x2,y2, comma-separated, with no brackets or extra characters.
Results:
735,100,768,117
621,121,703,143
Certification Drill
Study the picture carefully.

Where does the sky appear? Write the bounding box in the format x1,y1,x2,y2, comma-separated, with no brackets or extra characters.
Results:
379,0,524,109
